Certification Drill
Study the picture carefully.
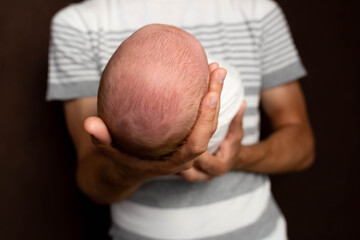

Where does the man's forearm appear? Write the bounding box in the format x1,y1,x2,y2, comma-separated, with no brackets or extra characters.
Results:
236,123,315,174
182,81,315,180
76,151,143,204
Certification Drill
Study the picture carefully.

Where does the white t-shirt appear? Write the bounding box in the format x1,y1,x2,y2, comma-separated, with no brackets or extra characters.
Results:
47,0,306,239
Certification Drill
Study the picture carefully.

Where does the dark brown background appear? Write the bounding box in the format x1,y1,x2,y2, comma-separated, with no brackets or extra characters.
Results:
1,0,359,239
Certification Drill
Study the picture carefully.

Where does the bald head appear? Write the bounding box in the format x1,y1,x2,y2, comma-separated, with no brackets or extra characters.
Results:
98,24,209,159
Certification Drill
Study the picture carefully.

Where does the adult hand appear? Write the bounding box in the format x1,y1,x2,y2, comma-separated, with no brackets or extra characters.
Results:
180,101,247,182
84,63,227,185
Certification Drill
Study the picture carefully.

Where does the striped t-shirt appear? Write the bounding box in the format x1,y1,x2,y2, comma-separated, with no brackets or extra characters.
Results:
47,0,306,239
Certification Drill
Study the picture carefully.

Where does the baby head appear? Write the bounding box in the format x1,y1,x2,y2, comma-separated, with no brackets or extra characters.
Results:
98,24,209,159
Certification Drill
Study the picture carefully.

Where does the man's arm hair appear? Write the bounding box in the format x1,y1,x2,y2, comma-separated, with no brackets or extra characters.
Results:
237,81,315,173
63,97,142,204
181,80,315,181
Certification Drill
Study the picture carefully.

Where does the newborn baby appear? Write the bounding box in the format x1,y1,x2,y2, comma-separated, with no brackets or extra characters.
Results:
98,24,243,160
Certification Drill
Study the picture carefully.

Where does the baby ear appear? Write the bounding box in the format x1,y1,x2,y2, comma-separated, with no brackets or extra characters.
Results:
84,116,112,146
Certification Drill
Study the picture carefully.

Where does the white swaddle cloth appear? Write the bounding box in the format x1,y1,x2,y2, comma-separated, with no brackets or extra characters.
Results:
207,56,244,154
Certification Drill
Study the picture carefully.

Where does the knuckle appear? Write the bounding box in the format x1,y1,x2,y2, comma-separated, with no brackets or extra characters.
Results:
184,175,197,182
151,163,176,176
218,166,228,176
164,166,179,175
181,162,194,171
156,168,170,175
180,169,197,182
190,144,207,156
218,168,225,176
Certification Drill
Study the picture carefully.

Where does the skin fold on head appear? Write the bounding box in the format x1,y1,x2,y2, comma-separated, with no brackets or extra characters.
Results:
98,24,209,159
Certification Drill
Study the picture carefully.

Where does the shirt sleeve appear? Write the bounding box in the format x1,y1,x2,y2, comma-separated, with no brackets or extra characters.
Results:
46,7,101,101
259,2,307,89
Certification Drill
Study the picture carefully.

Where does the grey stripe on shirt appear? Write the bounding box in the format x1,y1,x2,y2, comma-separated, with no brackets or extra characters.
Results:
46,80,99,100
262,61,306,89
127,172,267,208
110,195,283,240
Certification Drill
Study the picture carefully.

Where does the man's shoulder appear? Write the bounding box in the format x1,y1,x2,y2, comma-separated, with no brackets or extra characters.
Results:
255,0,282,20
229,0,282,21
51,0,111,31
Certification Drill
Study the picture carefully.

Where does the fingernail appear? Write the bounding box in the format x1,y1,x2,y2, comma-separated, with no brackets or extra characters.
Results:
219,74,225,83
209,95,218,108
